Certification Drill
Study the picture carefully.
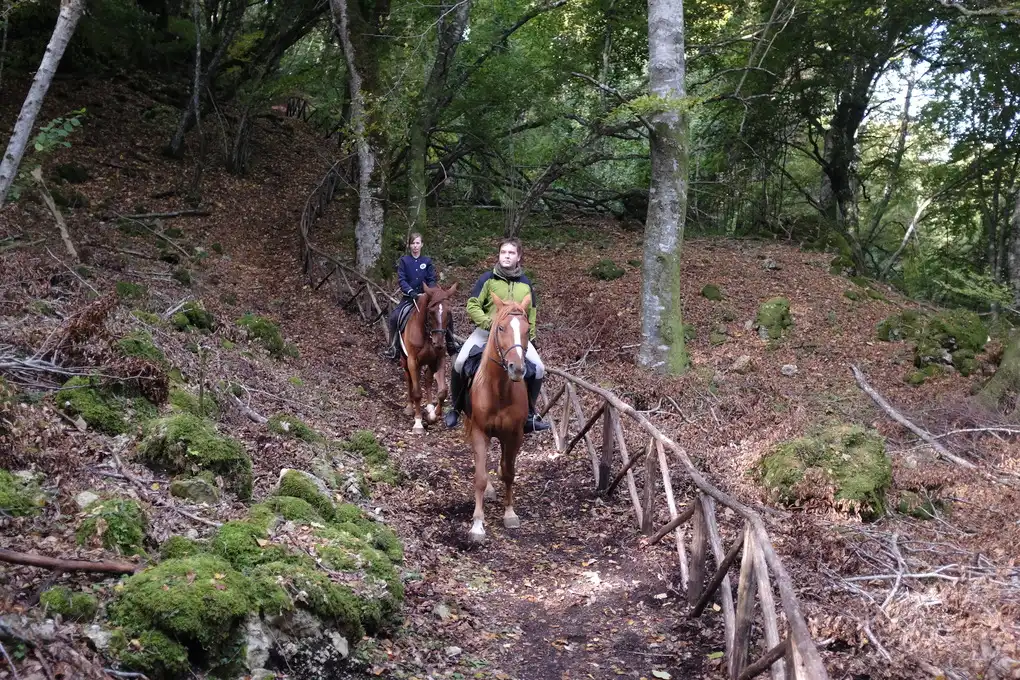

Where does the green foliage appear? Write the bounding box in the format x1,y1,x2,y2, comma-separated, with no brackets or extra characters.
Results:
755,298,793,340
758,425,892,520
237,314,289,356
58,376,152,435
34,109,86,154
267,414,322,442
0,470,46,517
171,301,215,332
274,470,335,521
116,331,166,365
40,586,99,622
138,414,253,500
76,498,147,555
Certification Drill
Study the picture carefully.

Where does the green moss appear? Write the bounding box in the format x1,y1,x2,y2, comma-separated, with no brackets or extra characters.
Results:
257,495,324,524
914,310,988,369
115,282,148,300
343,431,401,487
171,301,215,332
211,242,224,254
897,490,944,519
39,586,98,621
589,259,625,281
709,331,727,346
877,311,924,342
268,414,322,443
76,498,147,555
111,627,190,680
333,503,364,524
0,470,46,516
211,521,288,570
906,364,944,386
275,470,335,521
700,284,723,301
758,425,892,520
109,555,253,666
132,310,162,325
850,276,869,288
58,376,132,435
755,297,792,340
951,349,978,376
250,561,365,639
237,314,287,356
116,331,166,366
168,388,217,417
866,288,888,301
137,414,253,500
843,289,863,301
171,267,192,287
160,535,204,560
288,376,305,386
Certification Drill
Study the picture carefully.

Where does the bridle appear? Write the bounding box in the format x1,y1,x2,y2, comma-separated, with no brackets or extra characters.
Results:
417,297,448,344
489,309,528,372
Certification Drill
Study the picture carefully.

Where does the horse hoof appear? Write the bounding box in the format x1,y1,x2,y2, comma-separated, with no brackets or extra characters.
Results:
425,404,437,422
503,514,521,529
412,425,425,435
468,529,486,543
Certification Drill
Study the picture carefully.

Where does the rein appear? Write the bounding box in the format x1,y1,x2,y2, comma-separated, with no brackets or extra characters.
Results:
489,311,527,372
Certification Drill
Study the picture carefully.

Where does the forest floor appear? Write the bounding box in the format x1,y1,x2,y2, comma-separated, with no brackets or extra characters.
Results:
1,77,1018,680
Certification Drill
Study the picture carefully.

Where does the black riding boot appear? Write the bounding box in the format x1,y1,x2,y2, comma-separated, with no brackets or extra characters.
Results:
445,325,462,357
524,377,551,434
444,369,466,428
383,314,400,360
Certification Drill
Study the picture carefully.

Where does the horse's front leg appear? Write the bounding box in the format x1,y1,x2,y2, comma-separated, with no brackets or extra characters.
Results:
434,355,449,420
407,357,425,434
401,358,415,417
500,432,523,529
469,426,491,542
423,365,437,423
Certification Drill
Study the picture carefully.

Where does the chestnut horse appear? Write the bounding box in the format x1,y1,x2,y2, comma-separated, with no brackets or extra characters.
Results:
400,282,458,434
464,292,532,542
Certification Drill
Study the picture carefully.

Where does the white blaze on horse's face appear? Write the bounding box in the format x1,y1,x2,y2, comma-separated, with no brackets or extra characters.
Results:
510,317,523,361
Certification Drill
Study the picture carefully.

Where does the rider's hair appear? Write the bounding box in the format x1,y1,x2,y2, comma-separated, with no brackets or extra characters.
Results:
408,232,423,247
498,237,523,259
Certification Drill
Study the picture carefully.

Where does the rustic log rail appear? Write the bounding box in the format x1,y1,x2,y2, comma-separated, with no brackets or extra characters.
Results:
297,162,397,340
539,368,829,680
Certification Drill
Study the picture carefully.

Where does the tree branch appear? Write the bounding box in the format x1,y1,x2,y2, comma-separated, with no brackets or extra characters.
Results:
0,549,138,574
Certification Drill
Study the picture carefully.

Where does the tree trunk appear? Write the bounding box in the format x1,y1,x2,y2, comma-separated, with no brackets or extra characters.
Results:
408,0,472,233
507,162,566,237
0,0,86,209
1008,187,1020,307
331,0,385,274
978,329,1020,419
638,0,689,374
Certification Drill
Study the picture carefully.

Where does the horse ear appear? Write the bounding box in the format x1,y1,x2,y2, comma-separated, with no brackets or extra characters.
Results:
422,283,433,294
448,282,458,295
491,292,505,309
520,293,532,310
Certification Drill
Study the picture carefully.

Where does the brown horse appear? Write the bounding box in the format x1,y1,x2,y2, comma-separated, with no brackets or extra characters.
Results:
400,282,458,434
464,292,532,542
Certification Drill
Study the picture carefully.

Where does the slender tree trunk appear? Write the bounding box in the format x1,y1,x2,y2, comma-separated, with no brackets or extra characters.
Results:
0,0,86,209
1008,188,1020,307
638,0,689,373
0,0,9,93
187,0,205,200
408,0,471,232
866,61,915,252
331,0,384,274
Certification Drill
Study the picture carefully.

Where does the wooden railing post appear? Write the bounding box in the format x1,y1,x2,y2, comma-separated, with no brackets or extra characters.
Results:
688,494,708,606
641,438,656,535
731,523,758,680
655,441,689,588
598,403,614,491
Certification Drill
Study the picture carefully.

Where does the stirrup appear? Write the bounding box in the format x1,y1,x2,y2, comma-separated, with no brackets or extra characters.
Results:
524,414,550,434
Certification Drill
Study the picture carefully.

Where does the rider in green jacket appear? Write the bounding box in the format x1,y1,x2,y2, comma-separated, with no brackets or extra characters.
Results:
444,238,551,433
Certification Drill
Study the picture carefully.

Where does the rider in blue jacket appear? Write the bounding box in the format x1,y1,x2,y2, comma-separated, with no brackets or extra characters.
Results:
383,233,460,360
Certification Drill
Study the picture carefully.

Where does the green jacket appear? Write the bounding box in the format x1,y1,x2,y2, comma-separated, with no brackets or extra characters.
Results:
466,268,538,340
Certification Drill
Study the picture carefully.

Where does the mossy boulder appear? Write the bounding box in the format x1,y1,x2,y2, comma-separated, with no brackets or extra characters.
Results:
108,627,190,680
171,301,215,332
160,535,204,560
40,586,99,621
168,388,218,418
211,521,290,570
169,475,220,505
274,470,335,521
76,498,147,555
138,414,253,500
109,555,255,674
589,259,625,281
701,284,724,301
914,309,988,368
757,425,892,520
268,414,322,443
58,377,154,435
255,496,324,524
0,469,46,516
876,309,923,342
115,282,147,300
343,430,400,486
906,364,944,386
237,314,288,356
116,330,166,366
755,297,792,340
132,310,162,325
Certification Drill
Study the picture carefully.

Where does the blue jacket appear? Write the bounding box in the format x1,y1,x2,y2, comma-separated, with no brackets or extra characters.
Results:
397,255,436,297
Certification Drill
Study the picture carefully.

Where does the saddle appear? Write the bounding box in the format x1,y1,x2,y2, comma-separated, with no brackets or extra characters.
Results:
460,345,536,414
396,301,415,333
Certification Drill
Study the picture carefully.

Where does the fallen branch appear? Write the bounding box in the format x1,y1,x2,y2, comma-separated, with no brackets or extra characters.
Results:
0,548,137,574
228,393,268,424
850,365,976,469
933,427,1020,439
0,237,44,253
30,167,78,262
0,638,20,680
113,453,222,528
115,214,192,260
122,209,211,219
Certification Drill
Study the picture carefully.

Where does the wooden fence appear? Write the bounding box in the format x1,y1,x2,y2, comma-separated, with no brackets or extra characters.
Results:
539,368,829,680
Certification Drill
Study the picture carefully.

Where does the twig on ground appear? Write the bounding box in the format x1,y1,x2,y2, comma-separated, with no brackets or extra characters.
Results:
933,427,1020,439
113,453,222,528
115,213,192,260
0,548,137,574
45,247,98,295
32,647,55,680
32,168,79,262
122,209,210,219
0,639,20,680
103,670,150,679
862,621,892,663
228,392,269,425
162,297,193,320
881,533,905,611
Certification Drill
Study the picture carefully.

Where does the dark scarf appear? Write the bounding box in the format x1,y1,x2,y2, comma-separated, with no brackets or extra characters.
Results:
494,263,523,280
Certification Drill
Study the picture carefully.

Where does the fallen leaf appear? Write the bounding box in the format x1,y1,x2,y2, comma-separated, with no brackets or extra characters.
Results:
652,671,671,679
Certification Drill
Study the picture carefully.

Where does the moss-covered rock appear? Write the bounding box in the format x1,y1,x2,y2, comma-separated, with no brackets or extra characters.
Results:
843,289,863,301
237,314,288,356
589,259,625,281
40,586,99,621
268,414,322,443
58,377,132,435
951,349,978,377
757,425,892,520
274,470,335,521
168,388,217,418
138,414,253,500
211,521,289,570
132,310,162,325
0,469,46,516
109,627,190,680
115,281,147,300
709,331,727,346
755,297,792,340
160,535,204,560
914,309,988,369
170,475,220,504
876,309,923,342
256,496,324,524
116,331,166,366
171,301,215,332
343,430,400,487
109,555,254,672
906,364,944,386
701,284,724,301
250,561,365,639
76,498,147,555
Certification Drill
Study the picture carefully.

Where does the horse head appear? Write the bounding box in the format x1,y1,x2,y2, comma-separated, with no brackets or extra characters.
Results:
488,292,532,382
420,282,458,348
